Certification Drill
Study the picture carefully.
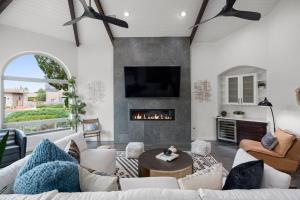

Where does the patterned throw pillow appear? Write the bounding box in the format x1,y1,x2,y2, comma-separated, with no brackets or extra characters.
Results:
65,140,81,163
261,132,278,150
223,160,264,190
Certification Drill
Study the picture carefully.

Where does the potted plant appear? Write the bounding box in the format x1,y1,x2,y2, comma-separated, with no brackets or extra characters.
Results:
296,87,300,106
63,77,87,132
233,111,245,119
0,132,9,164
258,81,266,89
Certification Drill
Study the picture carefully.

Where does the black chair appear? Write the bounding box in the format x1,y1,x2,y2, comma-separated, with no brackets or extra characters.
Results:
0,129,27,168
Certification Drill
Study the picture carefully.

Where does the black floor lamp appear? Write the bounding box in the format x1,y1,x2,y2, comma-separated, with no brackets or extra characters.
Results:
258,98,276,132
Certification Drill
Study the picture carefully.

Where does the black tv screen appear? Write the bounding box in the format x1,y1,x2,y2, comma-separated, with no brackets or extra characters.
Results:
124,66,181,97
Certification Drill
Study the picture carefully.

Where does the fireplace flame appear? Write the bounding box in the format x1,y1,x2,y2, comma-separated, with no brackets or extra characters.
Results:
133,112,173,120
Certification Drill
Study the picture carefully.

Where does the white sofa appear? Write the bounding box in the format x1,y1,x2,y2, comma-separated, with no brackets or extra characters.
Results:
0,132,116,192
1,142,299,199
1,188,300,200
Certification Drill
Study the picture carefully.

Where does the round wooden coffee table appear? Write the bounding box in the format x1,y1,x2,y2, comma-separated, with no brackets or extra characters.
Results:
138,149,193,179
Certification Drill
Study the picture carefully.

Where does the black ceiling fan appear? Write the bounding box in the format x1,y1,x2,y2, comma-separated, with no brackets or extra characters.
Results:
191,0,261,28
63,0,128,28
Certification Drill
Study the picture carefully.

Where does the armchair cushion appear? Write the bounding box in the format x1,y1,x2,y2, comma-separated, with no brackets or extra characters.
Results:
0,129,27,168
273,129,296,157
3,145,20,155
84,124,99,132
240,139,283,158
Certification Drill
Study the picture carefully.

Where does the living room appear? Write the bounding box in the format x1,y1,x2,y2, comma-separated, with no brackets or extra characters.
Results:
0,0,300,199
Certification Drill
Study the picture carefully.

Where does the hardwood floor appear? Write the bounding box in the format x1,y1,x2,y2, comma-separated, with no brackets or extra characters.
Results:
87,140,300,188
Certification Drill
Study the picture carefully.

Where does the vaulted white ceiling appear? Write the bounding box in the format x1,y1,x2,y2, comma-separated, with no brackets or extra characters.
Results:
0,0,280,45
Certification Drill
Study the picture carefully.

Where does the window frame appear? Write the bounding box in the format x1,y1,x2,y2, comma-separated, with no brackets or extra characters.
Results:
1,52,71,134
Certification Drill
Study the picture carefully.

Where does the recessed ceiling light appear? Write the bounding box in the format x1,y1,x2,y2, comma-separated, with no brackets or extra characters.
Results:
124,12,130,17
181,11,186,17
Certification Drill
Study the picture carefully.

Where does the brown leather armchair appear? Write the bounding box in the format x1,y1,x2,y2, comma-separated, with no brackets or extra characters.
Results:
240,130,300,174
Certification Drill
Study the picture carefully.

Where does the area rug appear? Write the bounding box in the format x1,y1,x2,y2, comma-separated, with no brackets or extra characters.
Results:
114,151,228,178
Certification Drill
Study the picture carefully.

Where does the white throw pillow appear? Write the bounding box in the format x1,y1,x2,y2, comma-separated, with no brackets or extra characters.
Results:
178,163,223,190
78,166,118,192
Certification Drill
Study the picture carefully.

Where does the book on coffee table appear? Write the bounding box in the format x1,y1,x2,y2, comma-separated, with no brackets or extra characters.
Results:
155,152,179,162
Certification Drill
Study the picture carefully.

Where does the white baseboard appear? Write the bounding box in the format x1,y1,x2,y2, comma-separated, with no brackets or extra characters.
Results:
192,136,217,141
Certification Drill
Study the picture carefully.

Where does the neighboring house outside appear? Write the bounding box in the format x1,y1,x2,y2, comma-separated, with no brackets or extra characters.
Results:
45,91,64,104
4,88,28,108
5,88,64,112
24,93,37,108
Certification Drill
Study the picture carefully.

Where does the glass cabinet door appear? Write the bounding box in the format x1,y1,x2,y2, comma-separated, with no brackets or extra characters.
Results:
242,75,256,104
227,76,239,104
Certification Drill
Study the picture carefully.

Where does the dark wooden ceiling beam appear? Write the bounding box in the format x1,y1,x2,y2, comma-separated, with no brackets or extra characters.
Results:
94,0,114,45
190,0,209,45
67,0,80,47
0,0,14,15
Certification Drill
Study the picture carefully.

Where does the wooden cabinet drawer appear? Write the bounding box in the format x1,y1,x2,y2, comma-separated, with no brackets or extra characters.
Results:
237,121,267,144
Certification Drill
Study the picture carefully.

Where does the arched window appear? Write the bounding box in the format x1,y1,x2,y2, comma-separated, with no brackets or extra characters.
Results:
3,53,70,134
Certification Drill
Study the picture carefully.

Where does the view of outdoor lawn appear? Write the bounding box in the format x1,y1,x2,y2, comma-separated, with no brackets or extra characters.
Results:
3,54,70,134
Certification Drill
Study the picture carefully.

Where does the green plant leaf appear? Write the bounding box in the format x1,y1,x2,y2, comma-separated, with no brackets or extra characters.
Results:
0,132,9,164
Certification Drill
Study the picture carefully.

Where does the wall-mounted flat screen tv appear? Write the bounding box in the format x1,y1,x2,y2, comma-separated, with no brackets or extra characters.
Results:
124,66,181,97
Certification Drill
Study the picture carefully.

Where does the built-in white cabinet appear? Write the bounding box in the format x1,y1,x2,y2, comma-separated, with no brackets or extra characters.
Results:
226,74,257,105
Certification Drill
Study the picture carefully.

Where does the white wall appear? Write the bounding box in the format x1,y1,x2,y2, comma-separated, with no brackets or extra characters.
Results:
191,0,300,140
77,41,114,141
0,23,115,142
0,24,78,127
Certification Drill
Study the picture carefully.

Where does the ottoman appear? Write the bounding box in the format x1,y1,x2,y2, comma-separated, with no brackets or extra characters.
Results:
191,140,211,156
126,142,144,159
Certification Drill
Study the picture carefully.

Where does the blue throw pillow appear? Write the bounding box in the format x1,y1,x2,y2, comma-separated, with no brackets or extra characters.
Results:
18,139,77,177
14,161,80,194
261,132,278,150
85,124,98,131
14,139,79,194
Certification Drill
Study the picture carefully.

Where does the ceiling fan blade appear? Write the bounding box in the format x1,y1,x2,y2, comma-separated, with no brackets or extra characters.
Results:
189,15,218,29
226,0,236,10
92,11,129,28
230,10,261,21
78,0,90,12
63,14,86,26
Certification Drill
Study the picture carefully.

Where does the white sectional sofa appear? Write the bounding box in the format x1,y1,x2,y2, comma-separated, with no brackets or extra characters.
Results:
1,188,300,200
0,132,299,200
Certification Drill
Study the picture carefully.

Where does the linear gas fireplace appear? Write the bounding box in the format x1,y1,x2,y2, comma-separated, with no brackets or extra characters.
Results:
130,109,175,121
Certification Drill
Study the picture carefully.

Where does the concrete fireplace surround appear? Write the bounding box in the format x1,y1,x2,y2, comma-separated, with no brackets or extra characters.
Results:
113,37,191,145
